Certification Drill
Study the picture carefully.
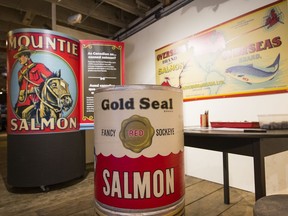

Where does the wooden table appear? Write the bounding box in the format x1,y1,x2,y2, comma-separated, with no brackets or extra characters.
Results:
184,128,288,204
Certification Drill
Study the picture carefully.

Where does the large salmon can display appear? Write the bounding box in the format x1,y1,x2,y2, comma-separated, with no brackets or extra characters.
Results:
94,85,185,215
6,28,79,134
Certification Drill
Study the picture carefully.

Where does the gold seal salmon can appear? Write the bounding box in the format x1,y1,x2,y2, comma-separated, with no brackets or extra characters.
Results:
94,85,184,215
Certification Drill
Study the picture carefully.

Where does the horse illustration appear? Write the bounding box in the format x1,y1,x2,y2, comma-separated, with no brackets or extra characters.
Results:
35,70,73,121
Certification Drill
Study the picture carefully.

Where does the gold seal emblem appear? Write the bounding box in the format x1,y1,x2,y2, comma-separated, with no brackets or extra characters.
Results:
119,115,155,153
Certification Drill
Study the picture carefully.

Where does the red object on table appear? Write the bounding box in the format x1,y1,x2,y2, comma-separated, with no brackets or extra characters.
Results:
210,122,260,128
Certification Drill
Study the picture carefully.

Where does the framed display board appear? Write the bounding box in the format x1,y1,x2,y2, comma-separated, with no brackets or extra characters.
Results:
79,40,125,129
156,0,288,101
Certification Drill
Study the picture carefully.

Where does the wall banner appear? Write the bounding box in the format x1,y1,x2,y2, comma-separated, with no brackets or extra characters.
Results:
155,0,288,101
7,28,79,134
79,40,125,130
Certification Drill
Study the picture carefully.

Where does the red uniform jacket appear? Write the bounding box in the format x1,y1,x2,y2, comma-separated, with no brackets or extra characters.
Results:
16,59,54,108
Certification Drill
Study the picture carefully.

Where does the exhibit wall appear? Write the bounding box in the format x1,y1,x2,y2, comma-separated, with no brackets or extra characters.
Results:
124,0,288,194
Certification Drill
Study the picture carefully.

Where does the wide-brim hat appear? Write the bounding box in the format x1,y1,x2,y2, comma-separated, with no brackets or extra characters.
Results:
13,45,36,59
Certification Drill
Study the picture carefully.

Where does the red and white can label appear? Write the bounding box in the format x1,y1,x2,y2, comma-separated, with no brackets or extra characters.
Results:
6,28,79,134
94,86,184,211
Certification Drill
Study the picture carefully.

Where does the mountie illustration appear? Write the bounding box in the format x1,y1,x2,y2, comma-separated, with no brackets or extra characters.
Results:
13,45,73,123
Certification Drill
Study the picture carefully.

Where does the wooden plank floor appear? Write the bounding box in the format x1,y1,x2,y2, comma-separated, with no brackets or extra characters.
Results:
0,133,256,215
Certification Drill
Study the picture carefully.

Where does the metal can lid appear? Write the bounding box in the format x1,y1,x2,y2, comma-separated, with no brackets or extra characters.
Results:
94,84,182,93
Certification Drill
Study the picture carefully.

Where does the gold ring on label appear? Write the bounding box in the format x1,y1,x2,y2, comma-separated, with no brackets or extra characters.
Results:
119,115,155,153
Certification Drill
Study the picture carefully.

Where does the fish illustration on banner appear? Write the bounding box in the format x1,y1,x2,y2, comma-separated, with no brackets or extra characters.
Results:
225,54,280,84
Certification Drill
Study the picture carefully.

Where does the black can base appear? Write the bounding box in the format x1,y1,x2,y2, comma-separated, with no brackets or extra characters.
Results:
7,131,85,188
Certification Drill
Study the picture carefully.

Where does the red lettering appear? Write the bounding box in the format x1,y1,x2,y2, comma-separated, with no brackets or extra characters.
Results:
128,129,144,137
272,36,282,47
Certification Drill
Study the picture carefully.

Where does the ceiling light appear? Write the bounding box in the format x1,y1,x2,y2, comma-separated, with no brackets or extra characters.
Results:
67,14,82,25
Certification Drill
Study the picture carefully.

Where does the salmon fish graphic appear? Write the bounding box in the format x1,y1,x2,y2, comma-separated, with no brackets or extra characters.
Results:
225,54,280,84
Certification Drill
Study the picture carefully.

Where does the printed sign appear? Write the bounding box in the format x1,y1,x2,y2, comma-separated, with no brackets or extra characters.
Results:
79,40,125,129
155,0,288,101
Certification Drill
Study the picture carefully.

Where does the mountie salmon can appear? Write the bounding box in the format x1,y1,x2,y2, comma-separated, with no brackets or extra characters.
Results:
6,28,79,134
94,85,185,215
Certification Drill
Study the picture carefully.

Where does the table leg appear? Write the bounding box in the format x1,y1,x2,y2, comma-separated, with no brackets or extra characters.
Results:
253,141,266,200
223,152,230,204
